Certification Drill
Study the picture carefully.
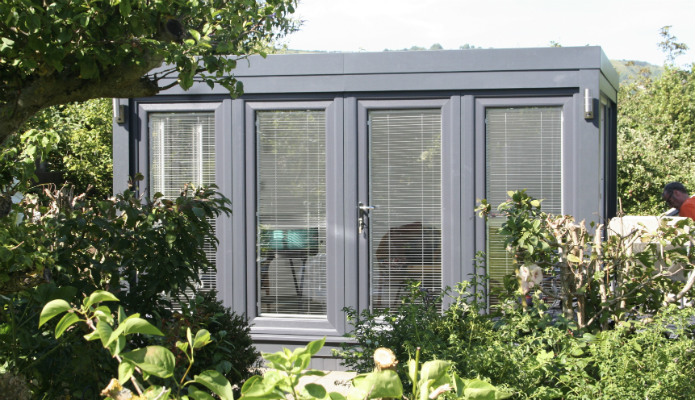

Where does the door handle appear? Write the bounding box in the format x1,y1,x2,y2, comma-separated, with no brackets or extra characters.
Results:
358,203,375,212
358,202,375,235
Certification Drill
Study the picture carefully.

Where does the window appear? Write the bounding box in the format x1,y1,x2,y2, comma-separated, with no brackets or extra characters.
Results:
256,110,327,316
367,109,442,311
485,106,562,295
149,112,217,293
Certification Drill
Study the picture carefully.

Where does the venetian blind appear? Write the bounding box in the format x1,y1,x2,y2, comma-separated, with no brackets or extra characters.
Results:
369,109,442,311
485,107,562,298
150,113,217,294
256,110,327,317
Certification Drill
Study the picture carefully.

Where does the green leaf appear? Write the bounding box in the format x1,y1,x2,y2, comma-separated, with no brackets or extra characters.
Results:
349,370,403,400
84,290,119,309
419,360,451,382
304,337,326,356
193,329,211,349
39,299,71,327
118,361,135,384
55,312,80,338
192,370,234,400
96,319,115,348
567,254,581,263
84,330,100,341
121,346,176,379
329,392,347,400
304,383,327,399
462,380,506,400
188,385,216,400
123,317,164,336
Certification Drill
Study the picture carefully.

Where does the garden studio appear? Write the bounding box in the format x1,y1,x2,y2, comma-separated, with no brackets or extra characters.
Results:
113,47,618,368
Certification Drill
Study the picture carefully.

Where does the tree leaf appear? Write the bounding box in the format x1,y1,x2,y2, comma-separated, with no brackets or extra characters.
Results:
350,370,403,400
188,385,216,400
192,370,234,400
118,361,135,384
121,346,176,379
39,299,71,327
304,383,327,399
55,312,80,338
193,329,211,349
84,290,119,309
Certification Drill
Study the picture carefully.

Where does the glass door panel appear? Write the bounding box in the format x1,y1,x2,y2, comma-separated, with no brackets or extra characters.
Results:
367,109,442,311
256,110,327,316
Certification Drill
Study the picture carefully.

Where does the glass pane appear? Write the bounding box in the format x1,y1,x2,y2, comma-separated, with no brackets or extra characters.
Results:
149,112,217,294
257,110,327,316
369,109,442,311
485,107,562,299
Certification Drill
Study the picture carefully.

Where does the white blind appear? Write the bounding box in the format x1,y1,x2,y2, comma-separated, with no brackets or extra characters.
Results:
149,112,217,294
256,110,327,317
369,110,442,311
485,107,562,297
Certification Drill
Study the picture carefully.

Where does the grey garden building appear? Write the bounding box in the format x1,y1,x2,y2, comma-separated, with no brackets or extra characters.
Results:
113,47,618,368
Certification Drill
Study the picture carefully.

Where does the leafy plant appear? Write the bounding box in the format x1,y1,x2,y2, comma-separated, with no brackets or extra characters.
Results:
39,290,234,399
159,290,262,391
0,180,235,398
337,282,449,382
241,339,510,400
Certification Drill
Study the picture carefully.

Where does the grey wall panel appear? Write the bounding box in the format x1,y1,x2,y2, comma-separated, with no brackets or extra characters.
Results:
112,98,130,195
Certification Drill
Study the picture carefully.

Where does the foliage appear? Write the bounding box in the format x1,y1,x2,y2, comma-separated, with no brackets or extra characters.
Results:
15,98,114,198
241,338,510,400
0,283,118,399
477,190,695,329
617,30,695,215
0,0,299,142
340,279,695,399
40,290,235,399
19,181,230,310
159,290,261,391
337,282,450,383
0,181,235,398
341,191,695,398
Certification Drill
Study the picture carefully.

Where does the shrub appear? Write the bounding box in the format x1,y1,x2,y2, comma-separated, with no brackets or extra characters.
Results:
159,290,261,391
0,181,236,398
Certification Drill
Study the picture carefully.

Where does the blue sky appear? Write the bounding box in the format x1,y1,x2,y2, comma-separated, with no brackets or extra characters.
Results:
281,0,695,65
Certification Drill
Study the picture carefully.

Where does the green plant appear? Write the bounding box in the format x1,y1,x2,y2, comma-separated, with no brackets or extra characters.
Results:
0,180,233,397
241,338,510,400
338,282,449,381
159,290,261,391
16,98,114,198
39,290,234,399
477,190,695,330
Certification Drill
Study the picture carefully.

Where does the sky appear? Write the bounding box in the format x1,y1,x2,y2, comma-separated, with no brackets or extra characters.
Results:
281,0,695,66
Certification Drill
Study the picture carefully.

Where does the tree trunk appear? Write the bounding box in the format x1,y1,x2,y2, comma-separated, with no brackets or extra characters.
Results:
0,58,163,144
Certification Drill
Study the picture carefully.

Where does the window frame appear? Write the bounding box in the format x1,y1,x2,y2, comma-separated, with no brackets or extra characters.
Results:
244,100,346,338
474,96,573,304
136,101,229,300
354,98,458,312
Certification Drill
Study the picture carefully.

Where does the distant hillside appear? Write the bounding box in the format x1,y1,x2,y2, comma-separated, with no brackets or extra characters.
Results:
610,60,663,83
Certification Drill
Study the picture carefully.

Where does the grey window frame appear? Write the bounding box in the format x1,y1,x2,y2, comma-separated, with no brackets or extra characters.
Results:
474,96,574,302
353,98,461,311
244,100,347,339
135,101,232,300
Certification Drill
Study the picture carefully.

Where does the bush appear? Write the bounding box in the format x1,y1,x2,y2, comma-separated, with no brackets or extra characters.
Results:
340,284,695,399
338,282,449,380
0,181,236,398
159,290,261,391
